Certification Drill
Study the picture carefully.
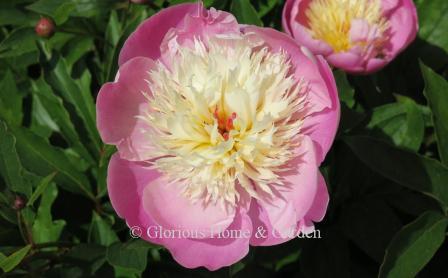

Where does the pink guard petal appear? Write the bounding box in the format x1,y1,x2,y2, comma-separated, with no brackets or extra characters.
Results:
142,178,236,238
300,55,340,163
96,57,158,161
386,0,418,56
163,211,252,271
250,136,323,246
118,3,203,66
305,172,330,222
107,154,164,245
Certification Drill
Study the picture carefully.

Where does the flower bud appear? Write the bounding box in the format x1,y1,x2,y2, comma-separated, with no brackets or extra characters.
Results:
13,196,25,211
35,17,55,38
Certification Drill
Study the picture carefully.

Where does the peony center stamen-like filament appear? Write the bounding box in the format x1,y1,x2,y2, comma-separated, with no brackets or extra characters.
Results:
214,106,237,141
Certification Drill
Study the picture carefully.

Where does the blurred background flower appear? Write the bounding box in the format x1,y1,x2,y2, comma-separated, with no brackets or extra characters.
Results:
283,0,418,73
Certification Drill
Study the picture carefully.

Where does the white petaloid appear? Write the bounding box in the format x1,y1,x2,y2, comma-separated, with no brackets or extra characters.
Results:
138,35,310,207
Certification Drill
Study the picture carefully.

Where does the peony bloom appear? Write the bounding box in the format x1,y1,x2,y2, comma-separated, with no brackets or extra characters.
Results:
97,3,339,270
282,0,418,74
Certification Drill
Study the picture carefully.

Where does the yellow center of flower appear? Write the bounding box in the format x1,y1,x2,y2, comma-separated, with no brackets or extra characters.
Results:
306,0,388,52
139,37,308,206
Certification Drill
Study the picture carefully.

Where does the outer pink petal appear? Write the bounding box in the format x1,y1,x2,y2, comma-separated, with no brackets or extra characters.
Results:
158,7,240,68
386,0,418,56
162,210,252,271
304,172,329,222
382,0,400,13
96,57,157,161
281,136,319,219
248,201,292,246
326,51,364,72
282,0,333,56
365,58,388,73
291,23,333,56
108,154,250,270
282,0,296,35
297,172,329,234
118,3,202,65
249,136,321,246
301,56,340,163
142,178,236,237
107,154,164,245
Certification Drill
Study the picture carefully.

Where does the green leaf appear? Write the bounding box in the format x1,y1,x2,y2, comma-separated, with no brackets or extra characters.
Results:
10,126,94,199
70,0,122,18
102,10,122,84
97,145,115,198
47,57,100,153
387,190,441,217
0,49,39,76
30,90,58,138
0,122,30,197
0,8,35,26
207,0,229,10
64,244,107,275
0,245,32,272
106,240,151,275
89,212,119,246
420,62,448,165
367,97,424,151
231,0,263,26
334,70,355,108
26,172,57,207
0,28,37,58
62,37,94,72
26,0,119,21
397,96,425,151
31,78,95,166
252,0,279,17
343,136,448,210
104,8,149,82
417,0,448,53
26,0,76,25
0,70,23,126
379,211,448,278
31,183,66,243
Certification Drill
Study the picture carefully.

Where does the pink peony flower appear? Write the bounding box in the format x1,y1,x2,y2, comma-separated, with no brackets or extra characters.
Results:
97,3,339,270
282,0,418,74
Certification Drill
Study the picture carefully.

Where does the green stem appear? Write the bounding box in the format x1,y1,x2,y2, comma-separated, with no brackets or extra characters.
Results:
17,211,34,246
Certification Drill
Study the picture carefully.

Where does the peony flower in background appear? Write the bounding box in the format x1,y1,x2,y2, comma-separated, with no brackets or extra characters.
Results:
97,3,339,270
282,0,418,74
